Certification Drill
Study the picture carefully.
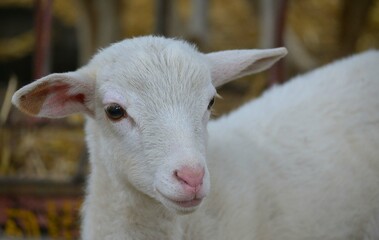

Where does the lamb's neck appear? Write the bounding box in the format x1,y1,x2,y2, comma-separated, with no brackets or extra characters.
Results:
82,163,183,240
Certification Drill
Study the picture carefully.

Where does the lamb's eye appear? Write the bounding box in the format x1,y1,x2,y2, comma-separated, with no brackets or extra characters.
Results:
207,97,215,110
105,104,127,121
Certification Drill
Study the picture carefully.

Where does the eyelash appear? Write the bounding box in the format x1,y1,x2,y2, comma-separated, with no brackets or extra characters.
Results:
208,97,215,110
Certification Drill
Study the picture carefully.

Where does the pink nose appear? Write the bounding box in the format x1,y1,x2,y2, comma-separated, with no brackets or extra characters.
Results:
174,166,205,189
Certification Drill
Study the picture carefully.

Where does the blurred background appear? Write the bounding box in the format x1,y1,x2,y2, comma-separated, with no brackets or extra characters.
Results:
0,0,378,238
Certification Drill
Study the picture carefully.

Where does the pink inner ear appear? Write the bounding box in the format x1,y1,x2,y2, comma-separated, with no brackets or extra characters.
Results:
37,82,90,117
72,93,85,104
48,84,85,106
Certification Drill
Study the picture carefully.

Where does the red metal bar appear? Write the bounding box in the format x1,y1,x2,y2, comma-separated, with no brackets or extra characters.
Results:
33,0,53,80
268,0,288,85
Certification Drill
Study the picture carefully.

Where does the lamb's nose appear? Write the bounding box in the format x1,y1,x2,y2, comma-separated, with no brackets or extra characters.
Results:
174,166,205,191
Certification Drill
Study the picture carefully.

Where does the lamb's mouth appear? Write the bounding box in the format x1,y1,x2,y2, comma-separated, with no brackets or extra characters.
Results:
157,189,203,208
168,197,203,208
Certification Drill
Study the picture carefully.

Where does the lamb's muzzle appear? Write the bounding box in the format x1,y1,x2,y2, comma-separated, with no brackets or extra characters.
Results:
174,166,205,191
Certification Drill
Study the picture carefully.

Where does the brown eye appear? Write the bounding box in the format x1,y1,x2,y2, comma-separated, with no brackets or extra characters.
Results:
105,104,127,121
208,97,215,110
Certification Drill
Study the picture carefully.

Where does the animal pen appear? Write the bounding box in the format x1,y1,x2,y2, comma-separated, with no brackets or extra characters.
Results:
0,0,378,239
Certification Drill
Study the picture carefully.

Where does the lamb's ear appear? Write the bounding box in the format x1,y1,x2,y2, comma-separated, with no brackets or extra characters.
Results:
206,47,287,87
12,70,95,118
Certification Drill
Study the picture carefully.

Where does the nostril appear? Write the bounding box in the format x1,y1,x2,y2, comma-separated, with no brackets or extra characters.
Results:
174,170,189,185
174,167,205,188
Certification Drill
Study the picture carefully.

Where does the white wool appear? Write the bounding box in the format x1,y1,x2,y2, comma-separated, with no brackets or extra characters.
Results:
204,50,379,239
12,36,379,239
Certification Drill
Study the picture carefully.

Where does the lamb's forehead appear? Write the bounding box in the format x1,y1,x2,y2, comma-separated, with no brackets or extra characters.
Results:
91,37,214,100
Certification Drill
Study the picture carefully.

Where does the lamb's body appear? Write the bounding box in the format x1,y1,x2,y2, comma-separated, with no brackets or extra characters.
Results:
12,37,379,239
201,51,379,239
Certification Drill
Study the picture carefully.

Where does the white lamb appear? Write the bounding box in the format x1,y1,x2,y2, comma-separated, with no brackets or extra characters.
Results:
12,36,379,240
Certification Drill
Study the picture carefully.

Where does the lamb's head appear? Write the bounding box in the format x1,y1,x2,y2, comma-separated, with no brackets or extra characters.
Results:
12,36,286,214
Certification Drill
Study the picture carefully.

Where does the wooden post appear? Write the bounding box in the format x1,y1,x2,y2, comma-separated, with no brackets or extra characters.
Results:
33,0,53,80
188,0,209,49
155,0,172,36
